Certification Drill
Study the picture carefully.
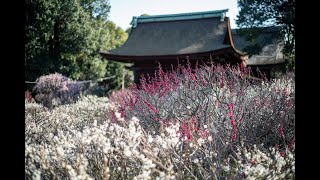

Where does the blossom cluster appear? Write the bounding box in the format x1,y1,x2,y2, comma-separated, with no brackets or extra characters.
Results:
110,63,295,149
233,144,295,179
26,96,177,179
33,73,82,108
109,63,295,178
26,92,294,179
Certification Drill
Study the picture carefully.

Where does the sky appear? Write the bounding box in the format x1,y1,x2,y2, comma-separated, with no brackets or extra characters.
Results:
108,0,240,30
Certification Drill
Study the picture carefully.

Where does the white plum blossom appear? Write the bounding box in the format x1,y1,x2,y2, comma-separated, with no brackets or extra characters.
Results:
26,73,295,180
193,158,199,164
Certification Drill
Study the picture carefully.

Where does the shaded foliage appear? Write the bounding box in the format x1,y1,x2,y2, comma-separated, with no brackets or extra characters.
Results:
237,27,278,56
236,0,295,70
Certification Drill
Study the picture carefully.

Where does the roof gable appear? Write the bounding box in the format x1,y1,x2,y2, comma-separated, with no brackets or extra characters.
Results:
231,27,285,65
231,27,282,52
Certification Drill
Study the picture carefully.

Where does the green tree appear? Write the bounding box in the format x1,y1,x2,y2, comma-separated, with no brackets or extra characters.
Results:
25,0,127,82
25,0,132,93
25,0,109,81
106,21,128,49
236,0,295,70
102,21,131,91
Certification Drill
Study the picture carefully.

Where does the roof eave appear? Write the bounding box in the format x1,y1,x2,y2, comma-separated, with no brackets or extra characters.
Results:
100,47,246,63
225,18,248,57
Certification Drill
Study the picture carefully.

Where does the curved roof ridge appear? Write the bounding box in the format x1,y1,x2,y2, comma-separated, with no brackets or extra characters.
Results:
131,9,228,28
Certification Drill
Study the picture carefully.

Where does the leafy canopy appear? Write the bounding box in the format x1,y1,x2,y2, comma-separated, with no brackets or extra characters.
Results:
25,0,129,88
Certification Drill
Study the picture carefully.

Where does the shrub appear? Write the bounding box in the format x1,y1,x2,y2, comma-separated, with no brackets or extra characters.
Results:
26,95,294,179
111,63,294,143
33,73,82,108
109,62,295,175
235,144,295,179
26,62,294,179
